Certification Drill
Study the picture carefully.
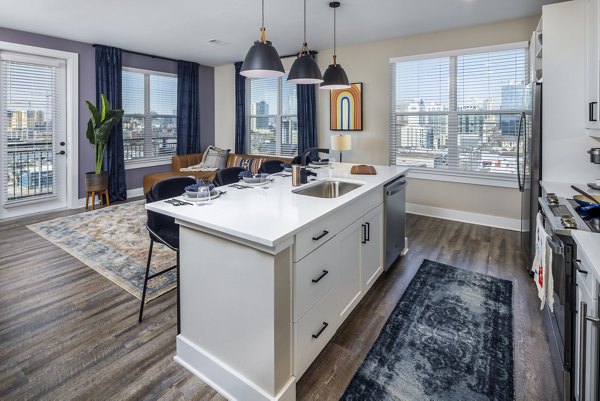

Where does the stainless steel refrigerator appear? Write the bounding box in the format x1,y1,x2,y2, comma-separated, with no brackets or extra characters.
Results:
519,81,542,267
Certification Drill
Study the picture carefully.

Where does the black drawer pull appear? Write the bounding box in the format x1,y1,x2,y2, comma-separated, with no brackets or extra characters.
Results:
591,102,598,122
361,224,367,244
312,322,329,339
312,270,329,283
578,268,589,276
365,222,370,242
312,230,329,241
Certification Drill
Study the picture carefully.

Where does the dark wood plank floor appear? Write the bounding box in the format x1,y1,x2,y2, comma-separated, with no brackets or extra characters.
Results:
0,207,559,401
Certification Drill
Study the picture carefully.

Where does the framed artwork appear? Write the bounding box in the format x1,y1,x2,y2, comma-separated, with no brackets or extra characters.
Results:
330,82,362,131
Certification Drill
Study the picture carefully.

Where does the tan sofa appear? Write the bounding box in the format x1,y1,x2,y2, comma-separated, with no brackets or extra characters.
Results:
143,151,292,193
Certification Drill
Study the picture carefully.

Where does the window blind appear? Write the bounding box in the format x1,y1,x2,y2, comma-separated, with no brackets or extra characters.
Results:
246,76,298,158
122,68,177,162
1,54,64,203
390,45,528,177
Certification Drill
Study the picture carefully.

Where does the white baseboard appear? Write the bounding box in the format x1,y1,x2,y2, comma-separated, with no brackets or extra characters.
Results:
175,335,296,401
406,203,522,231
75,187,144,209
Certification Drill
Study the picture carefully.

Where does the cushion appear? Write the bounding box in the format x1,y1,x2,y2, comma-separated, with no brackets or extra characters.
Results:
179,163,219,172
230,155,266,175
202,146,230,169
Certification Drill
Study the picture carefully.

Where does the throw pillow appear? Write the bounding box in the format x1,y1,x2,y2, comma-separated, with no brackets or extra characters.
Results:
202,146,230,169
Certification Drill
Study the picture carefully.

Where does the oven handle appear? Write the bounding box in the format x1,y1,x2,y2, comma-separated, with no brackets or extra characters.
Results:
547,237,563,255
579,301,600,400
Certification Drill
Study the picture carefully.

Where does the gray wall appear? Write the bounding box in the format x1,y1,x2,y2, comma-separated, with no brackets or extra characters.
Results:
0,27,215,198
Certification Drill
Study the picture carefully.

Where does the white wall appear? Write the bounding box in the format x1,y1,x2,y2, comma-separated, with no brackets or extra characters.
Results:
214,16,540,228
542,0,600,184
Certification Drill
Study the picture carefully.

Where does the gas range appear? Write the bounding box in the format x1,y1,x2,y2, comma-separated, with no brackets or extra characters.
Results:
538,193,596,235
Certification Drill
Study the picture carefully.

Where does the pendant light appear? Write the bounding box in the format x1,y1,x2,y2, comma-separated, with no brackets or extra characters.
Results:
320,1,350,90
287,0,323,84
240,0,285,78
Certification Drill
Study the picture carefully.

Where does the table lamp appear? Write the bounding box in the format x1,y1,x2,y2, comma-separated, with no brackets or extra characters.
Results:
331,134,351,162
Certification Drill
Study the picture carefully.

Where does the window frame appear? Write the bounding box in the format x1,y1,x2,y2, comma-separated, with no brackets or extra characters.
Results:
122,67,177,170
245,75,298,158
389,41,529,188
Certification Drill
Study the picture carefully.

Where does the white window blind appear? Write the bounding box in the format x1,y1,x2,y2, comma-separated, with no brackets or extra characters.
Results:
1,53,65,203
122,68,177,163
390,45,528,177
246,76,298,158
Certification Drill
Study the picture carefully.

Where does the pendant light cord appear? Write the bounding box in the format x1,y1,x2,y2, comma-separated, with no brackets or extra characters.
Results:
333,4,337,65
303,0,307,44
260,0,267,44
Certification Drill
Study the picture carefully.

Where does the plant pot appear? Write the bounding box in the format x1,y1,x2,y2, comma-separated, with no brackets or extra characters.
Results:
85,171,109,192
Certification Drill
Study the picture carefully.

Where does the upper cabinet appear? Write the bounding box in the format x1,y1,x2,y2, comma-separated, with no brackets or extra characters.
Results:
585,0,600,136
530,17,543,83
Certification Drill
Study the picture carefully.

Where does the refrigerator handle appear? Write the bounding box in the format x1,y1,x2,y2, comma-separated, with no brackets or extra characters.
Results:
517,112,525,192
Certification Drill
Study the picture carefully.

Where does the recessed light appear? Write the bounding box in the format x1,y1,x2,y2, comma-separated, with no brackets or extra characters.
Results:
207,39,230,46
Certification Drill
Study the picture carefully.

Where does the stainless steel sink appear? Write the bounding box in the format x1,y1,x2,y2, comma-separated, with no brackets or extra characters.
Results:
292,180,362,198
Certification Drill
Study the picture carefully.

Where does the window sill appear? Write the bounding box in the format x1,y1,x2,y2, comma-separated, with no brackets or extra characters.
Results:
406,168,518,189
125,158,172,170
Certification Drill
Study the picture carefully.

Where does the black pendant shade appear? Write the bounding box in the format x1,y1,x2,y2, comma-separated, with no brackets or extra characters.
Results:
319,1,350,90
288,53,322,84
320,63,350,90
240,39,285,78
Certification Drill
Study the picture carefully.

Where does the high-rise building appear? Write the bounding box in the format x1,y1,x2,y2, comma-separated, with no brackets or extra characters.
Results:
255,100,269,130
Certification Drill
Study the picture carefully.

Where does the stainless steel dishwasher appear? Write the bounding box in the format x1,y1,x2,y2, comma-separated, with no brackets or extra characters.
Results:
384,176,407,270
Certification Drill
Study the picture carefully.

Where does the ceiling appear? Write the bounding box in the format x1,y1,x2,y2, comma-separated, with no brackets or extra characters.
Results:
0,0,564,67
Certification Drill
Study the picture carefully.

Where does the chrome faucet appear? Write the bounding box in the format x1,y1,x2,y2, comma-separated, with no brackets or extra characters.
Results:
300,148,329,184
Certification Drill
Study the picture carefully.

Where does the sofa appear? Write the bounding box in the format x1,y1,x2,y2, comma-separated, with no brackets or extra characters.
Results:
143,151,292,193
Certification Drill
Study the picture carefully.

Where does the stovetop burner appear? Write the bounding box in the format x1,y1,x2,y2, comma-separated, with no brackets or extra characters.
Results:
566,199,600,233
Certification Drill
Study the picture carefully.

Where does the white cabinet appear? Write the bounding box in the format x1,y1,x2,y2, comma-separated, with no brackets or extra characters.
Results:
585,0,600,134
336,219,363,322
361,204,384,292
292,198,387,378
574,260,600,401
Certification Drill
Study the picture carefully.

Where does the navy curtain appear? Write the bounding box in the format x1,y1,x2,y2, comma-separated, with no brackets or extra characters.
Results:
234,61,246,154
176,61,200,155
95,45,126,202
297,52,318,157
297,85,317,156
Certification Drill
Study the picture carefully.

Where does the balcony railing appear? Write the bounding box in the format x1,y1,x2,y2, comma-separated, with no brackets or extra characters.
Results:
6,142,54,201
124,137,177,161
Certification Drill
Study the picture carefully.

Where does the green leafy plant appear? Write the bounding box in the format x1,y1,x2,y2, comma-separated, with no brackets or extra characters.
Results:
85,94,124,174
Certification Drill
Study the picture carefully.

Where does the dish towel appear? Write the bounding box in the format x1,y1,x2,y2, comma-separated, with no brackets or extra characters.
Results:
531,212,554,312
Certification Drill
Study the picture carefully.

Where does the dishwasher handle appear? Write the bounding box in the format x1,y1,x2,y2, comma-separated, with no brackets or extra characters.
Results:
386,178,407,196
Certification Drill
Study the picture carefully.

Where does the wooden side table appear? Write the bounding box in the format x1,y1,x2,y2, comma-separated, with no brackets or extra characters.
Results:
86,190,110,210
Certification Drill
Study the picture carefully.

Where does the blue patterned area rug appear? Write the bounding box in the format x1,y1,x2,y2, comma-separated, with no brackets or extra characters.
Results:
27,200,177,302
342,259,514,401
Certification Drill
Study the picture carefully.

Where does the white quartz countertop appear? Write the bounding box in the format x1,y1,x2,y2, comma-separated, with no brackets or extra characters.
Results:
146,163,408,252
541,181,600,199
572,231,600,277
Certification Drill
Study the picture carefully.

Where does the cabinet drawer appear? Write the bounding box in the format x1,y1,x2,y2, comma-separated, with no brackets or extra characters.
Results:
294,189,382,262
294,285,339,378
294,240,338,322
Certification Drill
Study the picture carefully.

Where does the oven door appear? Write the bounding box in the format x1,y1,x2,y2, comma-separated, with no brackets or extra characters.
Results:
548,236,567,364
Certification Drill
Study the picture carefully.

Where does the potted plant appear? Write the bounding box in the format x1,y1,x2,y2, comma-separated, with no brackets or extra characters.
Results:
84,94,124,193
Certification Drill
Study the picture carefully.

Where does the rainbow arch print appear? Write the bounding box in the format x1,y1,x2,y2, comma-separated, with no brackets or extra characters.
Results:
330,83,363,131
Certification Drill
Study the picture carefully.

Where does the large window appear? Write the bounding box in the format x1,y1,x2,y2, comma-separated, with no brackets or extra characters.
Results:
246,76,298,157
390,44,529,180
122,68,177,165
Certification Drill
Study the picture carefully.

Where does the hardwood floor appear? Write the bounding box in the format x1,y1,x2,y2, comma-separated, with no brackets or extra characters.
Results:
0,207,559,401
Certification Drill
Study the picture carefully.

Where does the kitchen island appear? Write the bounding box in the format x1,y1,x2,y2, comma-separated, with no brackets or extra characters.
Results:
146,164,408,401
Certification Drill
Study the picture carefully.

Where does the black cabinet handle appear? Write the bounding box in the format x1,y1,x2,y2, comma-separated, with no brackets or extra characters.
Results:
365,222,370,242
55,150,66,155
312,230,329,241
312,270,329,283
590,102,598,122
361,224,367,244
312,322,329,339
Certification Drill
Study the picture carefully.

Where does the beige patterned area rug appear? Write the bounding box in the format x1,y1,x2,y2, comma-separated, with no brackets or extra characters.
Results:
28,200,177,302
